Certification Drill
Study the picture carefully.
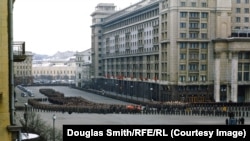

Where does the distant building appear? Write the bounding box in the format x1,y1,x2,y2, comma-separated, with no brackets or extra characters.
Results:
32,57,76,84
75,49,92,88
13,51,33,85
91,0,250,102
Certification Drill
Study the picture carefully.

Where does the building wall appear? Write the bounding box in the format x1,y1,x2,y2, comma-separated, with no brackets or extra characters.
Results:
14,51,33,85
32,59,76,83
0,0,12,140
91,3,116,78
91,0,250,102
75,49,91,87
232,0,250,29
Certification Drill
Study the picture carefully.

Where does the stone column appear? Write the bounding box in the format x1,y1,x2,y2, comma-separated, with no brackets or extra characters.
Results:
231,52,238,102
214,52,221,102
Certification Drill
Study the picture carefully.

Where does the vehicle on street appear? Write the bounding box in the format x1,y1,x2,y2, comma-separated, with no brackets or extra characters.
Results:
21,92,27,97
27,91,34,97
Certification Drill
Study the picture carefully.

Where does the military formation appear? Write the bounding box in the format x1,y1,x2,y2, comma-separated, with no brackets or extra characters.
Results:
26,88,250,120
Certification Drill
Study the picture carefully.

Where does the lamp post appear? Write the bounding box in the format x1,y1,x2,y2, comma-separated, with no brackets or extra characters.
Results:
126,83,128,100
24,103,28,136
130,85,133,99
53,114,56,141
150,88,153,102
104,82,107,91
115,84,118,97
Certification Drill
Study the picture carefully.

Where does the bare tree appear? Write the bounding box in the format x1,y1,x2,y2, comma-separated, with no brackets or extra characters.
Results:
18,112,62,141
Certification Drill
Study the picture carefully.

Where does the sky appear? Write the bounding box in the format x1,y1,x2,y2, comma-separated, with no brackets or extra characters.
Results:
13,0,142,56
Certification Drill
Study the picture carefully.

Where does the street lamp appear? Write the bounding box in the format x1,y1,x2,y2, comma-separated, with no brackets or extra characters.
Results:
130,85,133,99
53,114,56,141
116,84,118,96
24,103,28,136
150,88,153,102
104,82,107,91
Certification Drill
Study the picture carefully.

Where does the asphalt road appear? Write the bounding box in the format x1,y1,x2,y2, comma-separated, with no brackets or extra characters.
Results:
14,86,250,130
15,86,133,107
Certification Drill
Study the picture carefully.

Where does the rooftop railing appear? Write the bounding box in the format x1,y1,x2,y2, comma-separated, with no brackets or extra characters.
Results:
13,41,26,62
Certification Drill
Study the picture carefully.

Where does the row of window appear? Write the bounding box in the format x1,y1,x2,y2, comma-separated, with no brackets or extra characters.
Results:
106,55,159,62
178,85,208,91
235,17,249,23
180,32,208,39
235,8,249,13
180,1,207,8
106,35,154,44
33,70,75,75
180,22,208,29
179,64,207,71
104,9,159,32
238,52,250,59
106,21,158,35
15,66,32,69
233,26,250,30
180,53,207,60
107,63,159,71
236,0,250,4
179,75,207,82
105,47,159,56
179,42,208,49
15,71,32,76
238,72,250,81
180,12,208,18
238,63,250,71
105,72,159,80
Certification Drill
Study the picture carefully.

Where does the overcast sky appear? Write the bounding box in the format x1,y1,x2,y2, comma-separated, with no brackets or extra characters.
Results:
13,0,141,56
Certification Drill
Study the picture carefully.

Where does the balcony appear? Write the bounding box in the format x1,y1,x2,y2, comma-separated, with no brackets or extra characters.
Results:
13,41,26,62
231,29,250,37
189,17,200,21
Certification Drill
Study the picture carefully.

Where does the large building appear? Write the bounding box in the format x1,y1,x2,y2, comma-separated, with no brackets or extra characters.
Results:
14,51,33,85
91,0,250,103
75,49,92,88
32,57,76,83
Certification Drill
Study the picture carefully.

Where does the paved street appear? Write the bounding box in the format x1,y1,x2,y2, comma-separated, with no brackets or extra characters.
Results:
15,86,133,107
15,86,250,131
16,111,250,131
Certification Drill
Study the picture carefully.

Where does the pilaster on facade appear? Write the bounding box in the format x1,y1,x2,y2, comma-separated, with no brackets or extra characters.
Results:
231,51,238,102
214,52,221,102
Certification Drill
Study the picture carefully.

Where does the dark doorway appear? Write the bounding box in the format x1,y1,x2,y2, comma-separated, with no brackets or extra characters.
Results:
238,86,245,102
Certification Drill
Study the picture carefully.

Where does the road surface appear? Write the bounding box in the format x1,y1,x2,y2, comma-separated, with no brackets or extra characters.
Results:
14,86,249,130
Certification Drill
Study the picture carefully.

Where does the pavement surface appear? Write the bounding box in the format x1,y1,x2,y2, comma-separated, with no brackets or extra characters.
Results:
15,111,250,131
14,86,250,131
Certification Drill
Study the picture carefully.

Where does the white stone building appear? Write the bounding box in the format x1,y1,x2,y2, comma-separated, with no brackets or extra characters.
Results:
75,49,92,88
32,57,76,84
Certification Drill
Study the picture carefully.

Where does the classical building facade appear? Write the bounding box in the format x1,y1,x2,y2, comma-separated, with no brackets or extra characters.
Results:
91,0,250,103
13,51,33,85
32,57,76,83
75,49,92,88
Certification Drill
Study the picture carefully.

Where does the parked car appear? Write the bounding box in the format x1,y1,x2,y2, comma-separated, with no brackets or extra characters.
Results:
27,91,34,97
21,92,27,97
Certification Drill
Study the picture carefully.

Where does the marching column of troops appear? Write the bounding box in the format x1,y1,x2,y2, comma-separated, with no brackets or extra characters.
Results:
28,88,141,114
27,88,250,120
